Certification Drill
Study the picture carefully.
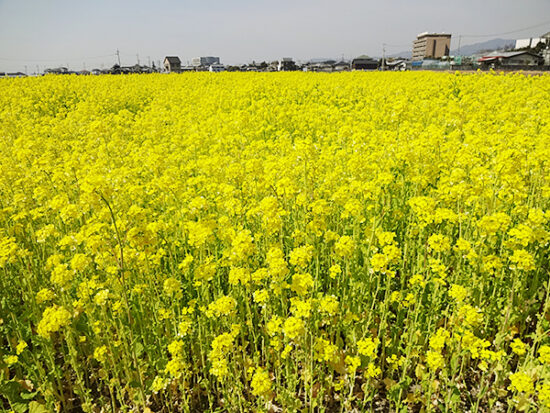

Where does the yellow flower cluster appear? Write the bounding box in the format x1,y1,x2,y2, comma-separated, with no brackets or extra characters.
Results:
357,336,379,359
36,305,72,338
206,295,237,318
163,277,182,298
165,339,186,378
93,345,108,363
250,367,272,397
509,371,534,394
209,330,238,379
283,316,305,340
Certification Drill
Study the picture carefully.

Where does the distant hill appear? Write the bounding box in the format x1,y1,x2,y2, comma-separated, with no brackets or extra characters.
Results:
308,58,337,63
388,38,515,59
450,38,515,56
388,50,412,59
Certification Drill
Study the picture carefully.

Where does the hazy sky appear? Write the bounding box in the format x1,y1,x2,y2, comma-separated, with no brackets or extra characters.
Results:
1,0,550,72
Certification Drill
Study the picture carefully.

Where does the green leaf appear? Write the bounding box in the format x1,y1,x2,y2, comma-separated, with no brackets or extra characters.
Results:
20,391,38,400
28,401,49,413
11,402,28,413
516,396,529,411
134,342,144,357
0,380,24,403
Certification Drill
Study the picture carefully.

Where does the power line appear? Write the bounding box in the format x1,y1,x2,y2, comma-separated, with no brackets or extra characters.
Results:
460,19,550,38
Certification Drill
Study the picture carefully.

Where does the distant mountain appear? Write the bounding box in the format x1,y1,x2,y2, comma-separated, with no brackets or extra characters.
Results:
388,50,412,59
388,38,515,59
308,58,337,63
450,38,515,56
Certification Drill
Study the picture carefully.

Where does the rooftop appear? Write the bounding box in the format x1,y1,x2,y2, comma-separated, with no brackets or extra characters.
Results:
354,54,376,60
478,50,542,62
164,56,181,63
416,32,451,38
482,50,540,58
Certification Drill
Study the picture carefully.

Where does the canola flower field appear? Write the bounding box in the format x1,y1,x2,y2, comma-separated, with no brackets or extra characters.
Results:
0,72,550,413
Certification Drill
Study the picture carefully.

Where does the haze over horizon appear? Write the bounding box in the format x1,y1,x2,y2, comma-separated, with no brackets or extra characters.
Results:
1,0,549,73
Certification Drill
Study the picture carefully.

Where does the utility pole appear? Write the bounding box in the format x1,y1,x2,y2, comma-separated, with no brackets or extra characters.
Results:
116,49,121,66
382,44,386,71
136,54,140,65
147,56,151,68
24,65,28,75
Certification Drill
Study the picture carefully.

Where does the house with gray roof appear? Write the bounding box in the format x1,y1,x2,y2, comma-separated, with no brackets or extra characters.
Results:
478,51,543,68
352,55,378,70
163,56,181,73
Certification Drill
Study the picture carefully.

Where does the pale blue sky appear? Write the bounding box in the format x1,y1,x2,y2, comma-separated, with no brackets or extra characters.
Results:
1,0,549,72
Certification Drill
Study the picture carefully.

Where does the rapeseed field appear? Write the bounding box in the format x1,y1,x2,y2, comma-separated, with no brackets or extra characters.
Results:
1,72,549,412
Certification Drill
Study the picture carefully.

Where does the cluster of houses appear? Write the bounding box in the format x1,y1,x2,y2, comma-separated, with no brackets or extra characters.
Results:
0,55,398,77
158,33,550,74
162,55,393,73
2,29,549,78
0,71,27,78
42,64,157,75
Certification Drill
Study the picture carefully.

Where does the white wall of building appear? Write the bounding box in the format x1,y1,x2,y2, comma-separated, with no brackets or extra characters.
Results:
515,38,544,49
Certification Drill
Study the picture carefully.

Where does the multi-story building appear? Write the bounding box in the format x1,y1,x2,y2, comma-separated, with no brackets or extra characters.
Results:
515,37,545,50
515,31,550,50
191,56,220,67
412,33,451,61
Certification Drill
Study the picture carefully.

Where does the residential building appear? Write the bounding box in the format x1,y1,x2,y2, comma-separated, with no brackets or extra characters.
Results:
267,61,279,72
163,56,181,73
0,72,27,78
191,56,220,67
385,59,408,71
478,51,542,68
412,32,451,61
277,58,297,71
351,55,378,70
243,64,260,72
209,64,225,72
109,64,150,74
44,67,69,75
302,59,330,72
333,61,351,72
